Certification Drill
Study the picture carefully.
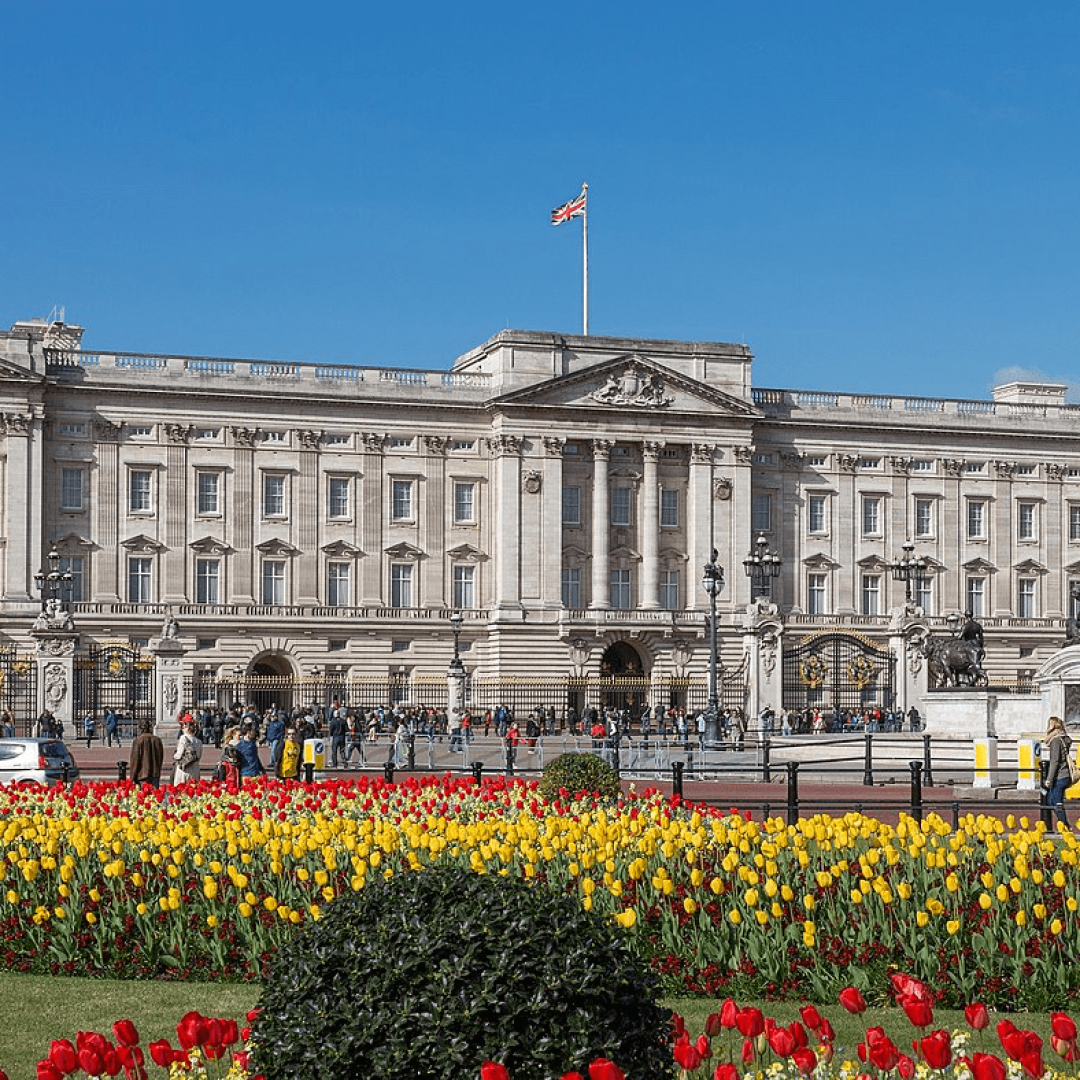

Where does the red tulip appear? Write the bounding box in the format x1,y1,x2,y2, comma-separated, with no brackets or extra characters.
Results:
965,1004,990,1031
1051,1013,1078,1042
587,1060,624,1080
789,1021,809,1049
769,1028,797,1057
897,1054,916,1079
839,986,867,1014
674,1041,704,1070
741,1038,755,1064
997,1020,1017,1045
36,1062,63,1080
1050,1035,1079,1063
1021,1049,1044,1079
177,1011,209,1050
970,1052,1007,1080
705,1012,723,1037
891,973,932,1004
77,1048,103,1076
560,1074,584,1080
714,1064,738,1080
791,1047,817,1076
1001,1029,1042,1064
480,1063,510,1080
111,1020,140,1048
719,998,738,1029
903,999,934,1029
48,1040,77,1074
736,1006,765,1038
865,1028,900,1072
919,1031,952,1069
696,1035,711,1060
148,1041,176,1069
819,1018,836,1043
799,1005,822,1031
671,1013,688,1041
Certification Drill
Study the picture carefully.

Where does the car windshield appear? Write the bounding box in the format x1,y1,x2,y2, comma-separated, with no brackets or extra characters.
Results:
41,742,68,758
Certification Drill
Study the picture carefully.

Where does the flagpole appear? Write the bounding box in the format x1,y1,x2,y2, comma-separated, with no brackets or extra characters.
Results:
582,182,589,336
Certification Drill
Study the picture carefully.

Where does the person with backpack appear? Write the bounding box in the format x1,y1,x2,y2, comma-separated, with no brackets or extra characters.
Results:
1043,715,1077,828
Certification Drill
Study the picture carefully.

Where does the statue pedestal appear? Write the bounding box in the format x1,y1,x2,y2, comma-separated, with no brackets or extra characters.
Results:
31,630,78,733
923,690,999,740
152,638,187,735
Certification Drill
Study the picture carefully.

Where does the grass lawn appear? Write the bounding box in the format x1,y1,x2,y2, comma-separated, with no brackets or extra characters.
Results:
0,973,1069,1079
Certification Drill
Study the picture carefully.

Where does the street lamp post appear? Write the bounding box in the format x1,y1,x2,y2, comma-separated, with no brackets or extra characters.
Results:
232,664,244,710
34,547,73,615
449,611,464,674
447,611,467,753
889,539,927,605
700,549,725,749
743,534,782,601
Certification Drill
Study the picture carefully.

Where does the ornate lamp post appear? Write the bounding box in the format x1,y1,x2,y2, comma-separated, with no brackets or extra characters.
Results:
701,549,725,749
449,611,464,674
34,547,73,615
743,534,782,601
447,611,466,751
889,539,927,605
232,664,244,710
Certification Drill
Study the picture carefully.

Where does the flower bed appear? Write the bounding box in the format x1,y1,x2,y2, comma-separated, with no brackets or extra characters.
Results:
0,775,1078,1006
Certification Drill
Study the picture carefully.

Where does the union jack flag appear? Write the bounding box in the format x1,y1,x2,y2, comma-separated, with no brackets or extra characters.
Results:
551,186,587,225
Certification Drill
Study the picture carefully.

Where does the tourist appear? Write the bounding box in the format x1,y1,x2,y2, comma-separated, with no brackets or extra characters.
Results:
1043,715,1074,828
105,708,122,747
128,719,164,787
276,728,303,780
235,724,266,778
82,712,96,748
172,719,203,785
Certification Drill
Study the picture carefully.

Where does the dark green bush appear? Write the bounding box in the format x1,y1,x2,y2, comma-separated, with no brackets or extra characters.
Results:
538,750,622,802
251,866,670,1080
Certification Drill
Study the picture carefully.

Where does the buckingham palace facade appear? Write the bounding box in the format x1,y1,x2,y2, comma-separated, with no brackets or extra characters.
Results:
1,315,1077,723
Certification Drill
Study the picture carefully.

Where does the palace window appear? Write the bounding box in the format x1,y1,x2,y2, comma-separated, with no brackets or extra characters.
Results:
562,486,581,526
659,569,680,610
914,575,933,614
752,493,772,532
660,489,679,528
328,477,350,520
967,500,987,540
966,577,986,617
391,479,413,521
1017,501,1036,541
454,482,476,524
914,497,935,539
327,562,350,607
1018,577,1036,618
196,472,221,516
561,567,581,609
261,561,286,605
60,468,84,511
195,558,220,605
861,574,880,616
59,556,85,603
611,487,632,527
861,496,881,537
263,474,286,518
807,494,827,535
1071,505,1080,542
610,569,632,610
807,572,827,615
452,565,475,609
129,470,152,513
390,563,413,608
127,558,152,603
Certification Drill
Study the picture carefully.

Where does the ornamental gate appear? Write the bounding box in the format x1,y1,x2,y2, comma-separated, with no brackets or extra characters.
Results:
75,645,156,729
0,646,37,733
781,632,896,713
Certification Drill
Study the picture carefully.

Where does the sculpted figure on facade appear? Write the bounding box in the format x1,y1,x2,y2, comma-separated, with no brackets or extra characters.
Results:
486,434,522,457
713,477,732,501
522,470,542,494
296,429,324,450
542,436,564,457
589,364,672,408
93,419,124,441
160,608,180,640
2,412,33,435
424,435,448,455
44,663,67,713
361,433,386,454
732,445,753,465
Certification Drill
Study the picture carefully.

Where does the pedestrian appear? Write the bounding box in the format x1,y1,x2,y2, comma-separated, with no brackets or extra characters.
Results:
1,709,14,738
276,728,303,780
105,709,121,747
1043,715,1076,829
235,724,266,779
328,703,347,769
83,712,96,748
172,719,203,785
265,711,286,771
128,719,164,787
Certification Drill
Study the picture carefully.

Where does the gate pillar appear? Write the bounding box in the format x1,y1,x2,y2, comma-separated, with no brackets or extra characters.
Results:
31,629,78,734
152,632,187,736
742,601,783,733
889,609,929,718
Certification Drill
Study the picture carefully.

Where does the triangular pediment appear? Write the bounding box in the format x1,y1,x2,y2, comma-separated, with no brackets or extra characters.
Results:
610,544,641,561
121,534,166,553
446,543,486,562
562,544,590,562
803,553,841,570
54,531,94,551
492,353,759,418
385,541,425,561
857,555,889,571
190,536,234,556
1014,558,1048,574
962,557,998,573
256,538,300,557
322,540,364,559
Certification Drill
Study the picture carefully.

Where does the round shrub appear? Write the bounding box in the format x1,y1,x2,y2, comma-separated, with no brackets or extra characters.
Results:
538,750,622,802
251,866,670,1080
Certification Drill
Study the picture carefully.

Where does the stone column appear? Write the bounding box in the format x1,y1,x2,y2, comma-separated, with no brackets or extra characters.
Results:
152,635,187,734
228,428,256,603
360,434,385,606
640,441,662,608
489,434,523,612
741,609,783,733
1,411,37,603
447,660,466,730
541,438,565,609
589,440,612,609
295,432,321,605
687,445,715,609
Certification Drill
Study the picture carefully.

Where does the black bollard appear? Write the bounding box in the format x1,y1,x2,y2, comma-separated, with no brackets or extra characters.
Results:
786,761,800,825
304,762,315,784
909,760,923,823
60,762,70,787
922,734,934,788
671,760,684,800
116,761,128,783
471,761,484,786
504,739,514,777
383,762,395,784
762,737,771,784
1039,761,1053,830
407,733,415,771
863,731,874,786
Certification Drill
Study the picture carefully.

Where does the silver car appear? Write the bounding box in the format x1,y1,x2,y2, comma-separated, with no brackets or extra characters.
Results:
0,738,80,785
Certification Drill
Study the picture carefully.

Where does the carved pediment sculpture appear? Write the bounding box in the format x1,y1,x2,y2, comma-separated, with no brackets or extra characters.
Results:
189,537,234,556
589,362,673,408
446,543,486,563
322,540,364,559
384,541,425,561
120,534,167,554
255,538,301,558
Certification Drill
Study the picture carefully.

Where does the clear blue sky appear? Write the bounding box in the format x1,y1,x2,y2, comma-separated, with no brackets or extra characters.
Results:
4,2,1079,399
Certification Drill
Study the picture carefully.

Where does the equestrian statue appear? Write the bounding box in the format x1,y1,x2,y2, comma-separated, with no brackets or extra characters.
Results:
920,611,988,688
